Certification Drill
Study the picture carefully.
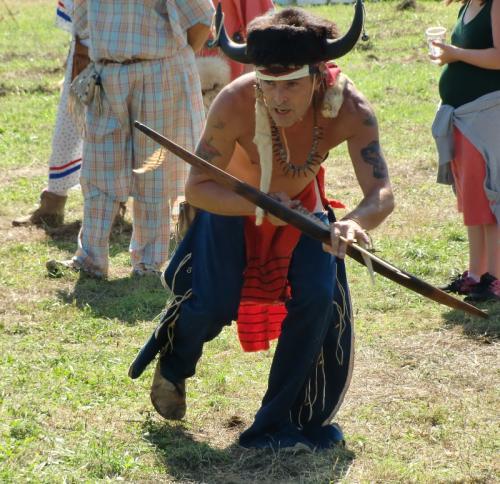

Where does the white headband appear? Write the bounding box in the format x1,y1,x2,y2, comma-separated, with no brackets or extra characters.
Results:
255,65,311,81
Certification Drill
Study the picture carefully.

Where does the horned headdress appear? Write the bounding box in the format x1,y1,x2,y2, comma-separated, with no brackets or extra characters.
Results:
211,1,366,223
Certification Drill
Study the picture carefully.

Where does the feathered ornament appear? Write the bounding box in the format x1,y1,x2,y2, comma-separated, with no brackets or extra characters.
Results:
133,148,166,174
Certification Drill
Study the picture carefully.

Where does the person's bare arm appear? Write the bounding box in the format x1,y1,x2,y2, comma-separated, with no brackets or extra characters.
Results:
326,87,394,258
187,23,211,53
186,85,257,215
432,0,500,69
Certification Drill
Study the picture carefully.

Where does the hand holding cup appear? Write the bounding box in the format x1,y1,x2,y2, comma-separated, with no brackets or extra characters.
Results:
425,27,447,64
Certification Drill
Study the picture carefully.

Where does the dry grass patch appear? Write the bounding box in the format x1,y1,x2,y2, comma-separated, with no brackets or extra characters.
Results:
339,328,499,481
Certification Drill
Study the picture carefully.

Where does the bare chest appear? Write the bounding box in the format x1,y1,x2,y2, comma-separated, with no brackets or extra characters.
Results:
226,121,346,197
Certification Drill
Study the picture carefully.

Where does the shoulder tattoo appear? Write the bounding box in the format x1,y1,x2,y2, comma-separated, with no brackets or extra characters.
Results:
363,113,377,127
360,140,388,179
196,137,222,162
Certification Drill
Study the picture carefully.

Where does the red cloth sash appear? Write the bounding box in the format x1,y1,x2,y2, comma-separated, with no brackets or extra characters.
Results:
236,167,345,351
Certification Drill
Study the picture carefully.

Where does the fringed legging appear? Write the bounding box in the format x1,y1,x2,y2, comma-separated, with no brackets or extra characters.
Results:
160,211,354,444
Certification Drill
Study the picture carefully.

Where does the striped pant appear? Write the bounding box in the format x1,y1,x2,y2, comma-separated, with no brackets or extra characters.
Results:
74,190,169,277
47,40,83,195
74,48,205,275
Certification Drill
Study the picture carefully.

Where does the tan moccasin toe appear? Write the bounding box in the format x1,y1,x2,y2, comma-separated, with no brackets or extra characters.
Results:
150,362,186,420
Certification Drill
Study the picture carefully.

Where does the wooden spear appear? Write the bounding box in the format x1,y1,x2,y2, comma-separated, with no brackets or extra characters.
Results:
134,121,488,320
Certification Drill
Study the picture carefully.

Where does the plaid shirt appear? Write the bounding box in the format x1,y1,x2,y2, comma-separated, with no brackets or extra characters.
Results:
73,0,214,62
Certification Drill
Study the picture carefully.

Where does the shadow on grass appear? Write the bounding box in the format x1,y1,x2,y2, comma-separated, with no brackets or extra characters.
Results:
54,272,167,325
442,300,500,342
46,216,181,324
143,419,355,483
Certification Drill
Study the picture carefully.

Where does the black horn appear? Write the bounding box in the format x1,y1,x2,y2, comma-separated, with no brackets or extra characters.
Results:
210,3,252,64
325,0,365,59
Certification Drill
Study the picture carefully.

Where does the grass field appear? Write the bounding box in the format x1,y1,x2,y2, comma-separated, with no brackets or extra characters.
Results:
0,1,498,482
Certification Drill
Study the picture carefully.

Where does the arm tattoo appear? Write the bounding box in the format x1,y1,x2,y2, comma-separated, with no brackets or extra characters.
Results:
360,140,388,179
196,137,222,162
212,119,225,130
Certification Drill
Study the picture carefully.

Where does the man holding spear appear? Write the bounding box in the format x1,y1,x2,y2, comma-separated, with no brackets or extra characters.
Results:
132,3,391,451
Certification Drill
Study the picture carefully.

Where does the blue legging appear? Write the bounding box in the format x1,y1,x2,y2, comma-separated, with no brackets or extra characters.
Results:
161,210,353,447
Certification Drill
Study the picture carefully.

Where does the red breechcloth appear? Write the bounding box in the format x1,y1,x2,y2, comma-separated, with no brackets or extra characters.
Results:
236,167,345,352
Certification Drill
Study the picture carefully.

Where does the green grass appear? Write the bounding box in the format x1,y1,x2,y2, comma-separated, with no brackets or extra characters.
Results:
0,1,499,482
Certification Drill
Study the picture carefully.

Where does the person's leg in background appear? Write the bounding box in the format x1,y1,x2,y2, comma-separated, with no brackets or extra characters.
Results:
467,225,487,281
457,129,499,301
72,187,121,278
130,197,170,276
13,40,82,228
47,60,131,279
465,223,500,301
466,221,499,281
441,128,498,298
129,53,203,275
484,223,500,278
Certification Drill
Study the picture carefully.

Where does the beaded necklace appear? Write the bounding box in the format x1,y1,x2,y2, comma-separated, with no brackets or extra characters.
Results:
270,104,324,178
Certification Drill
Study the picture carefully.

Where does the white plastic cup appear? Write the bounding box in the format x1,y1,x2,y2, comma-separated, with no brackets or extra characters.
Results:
425,27,446,60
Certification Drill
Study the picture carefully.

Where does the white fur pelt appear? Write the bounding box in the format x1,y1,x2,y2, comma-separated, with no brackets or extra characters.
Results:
321,73,349,119
253,92,273,225
196,56,231,112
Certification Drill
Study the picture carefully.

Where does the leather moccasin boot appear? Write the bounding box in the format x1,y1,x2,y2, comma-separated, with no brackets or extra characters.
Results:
13,191,67,228
150,361,186,420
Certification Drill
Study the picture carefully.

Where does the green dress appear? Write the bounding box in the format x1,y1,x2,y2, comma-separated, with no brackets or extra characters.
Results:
439,0,500,108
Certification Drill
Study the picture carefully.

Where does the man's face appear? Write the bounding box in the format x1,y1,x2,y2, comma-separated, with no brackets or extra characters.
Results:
259,75,315,128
